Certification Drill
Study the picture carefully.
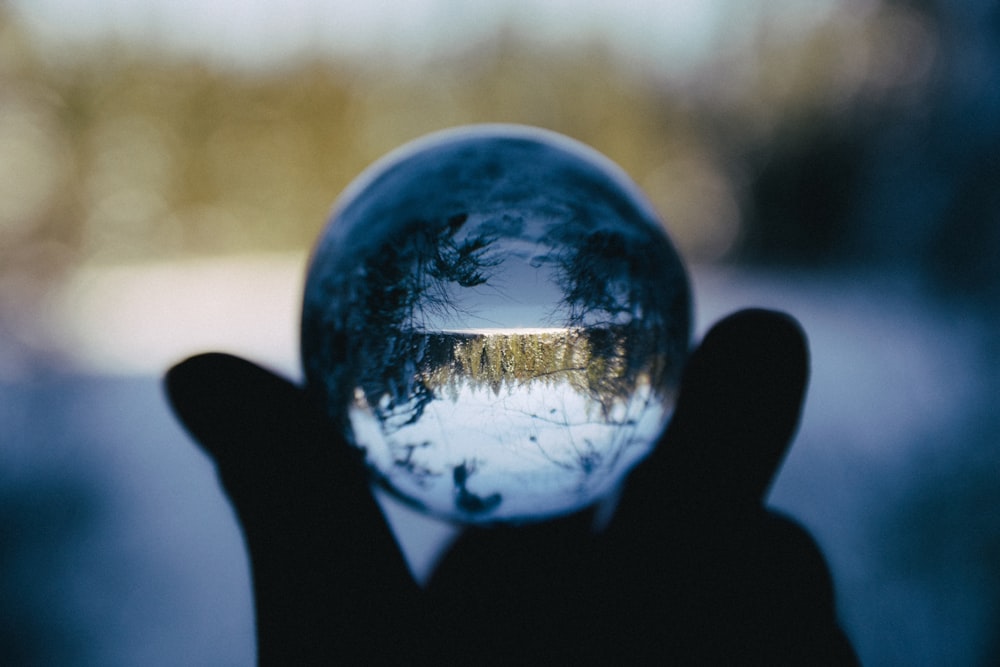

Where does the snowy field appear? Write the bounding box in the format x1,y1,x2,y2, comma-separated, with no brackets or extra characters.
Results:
2,259,998,665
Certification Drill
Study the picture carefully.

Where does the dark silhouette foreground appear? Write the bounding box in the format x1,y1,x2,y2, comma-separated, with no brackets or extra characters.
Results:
166,309,858,664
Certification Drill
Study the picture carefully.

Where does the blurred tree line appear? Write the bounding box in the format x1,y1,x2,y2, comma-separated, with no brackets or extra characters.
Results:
1,0,998,367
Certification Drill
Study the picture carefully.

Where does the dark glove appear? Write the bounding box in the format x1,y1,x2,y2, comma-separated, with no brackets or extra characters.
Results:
166,308,858,665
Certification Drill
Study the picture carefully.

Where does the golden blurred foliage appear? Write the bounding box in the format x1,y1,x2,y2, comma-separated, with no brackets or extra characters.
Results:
0,2,941,352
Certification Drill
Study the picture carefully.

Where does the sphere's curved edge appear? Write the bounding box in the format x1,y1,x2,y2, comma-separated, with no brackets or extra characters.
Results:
328,123,665,228
371,465,635,527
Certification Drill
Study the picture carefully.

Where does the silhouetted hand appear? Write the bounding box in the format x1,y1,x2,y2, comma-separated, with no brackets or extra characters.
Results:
165,309,858,664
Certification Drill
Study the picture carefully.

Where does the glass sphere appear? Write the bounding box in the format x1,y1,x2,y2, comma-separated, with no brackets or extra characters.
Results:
302,125,690,523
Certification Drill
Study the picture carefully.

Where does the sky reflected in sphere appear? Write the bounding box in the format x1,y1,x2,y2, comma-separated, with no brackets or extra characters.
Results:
302,125,690,523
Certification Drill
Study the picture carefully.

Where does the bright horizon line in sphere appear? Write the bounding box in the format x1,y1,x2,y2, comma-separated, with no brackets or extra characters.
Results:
422,327,579,335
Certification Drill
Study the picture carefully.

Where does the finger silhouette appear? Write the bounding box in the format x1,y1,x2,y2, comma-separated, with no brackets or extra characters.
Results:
597,309,857,663
616,308,809,525
165,353,419,663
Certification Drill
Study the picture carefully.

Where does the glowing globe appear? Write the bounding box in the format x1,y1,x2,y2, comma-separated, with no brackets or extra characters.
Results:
302,125,690,523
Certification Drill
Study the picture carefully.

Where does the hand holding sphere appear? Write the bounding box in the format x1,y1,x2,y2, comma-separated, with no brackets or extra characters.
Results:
165,127,858,664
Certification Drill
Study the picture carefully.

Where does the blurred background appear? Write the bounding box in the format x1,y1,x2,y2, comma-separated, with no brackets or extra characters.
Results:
1,0,998,663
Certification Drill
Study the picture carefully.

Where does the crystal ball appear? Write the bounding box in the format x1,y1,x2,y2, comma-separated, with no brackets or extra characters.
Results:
302,125,691,523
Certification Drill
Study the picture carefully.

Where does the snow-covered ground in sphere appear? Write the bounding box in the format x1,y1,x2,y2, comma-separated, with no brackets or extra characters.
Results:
353,372,667,521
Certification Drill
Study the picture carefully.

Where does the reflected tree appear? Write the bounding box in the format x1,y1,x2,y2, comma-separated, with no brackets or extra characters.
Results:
536,217,689,408
306,213,500,439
